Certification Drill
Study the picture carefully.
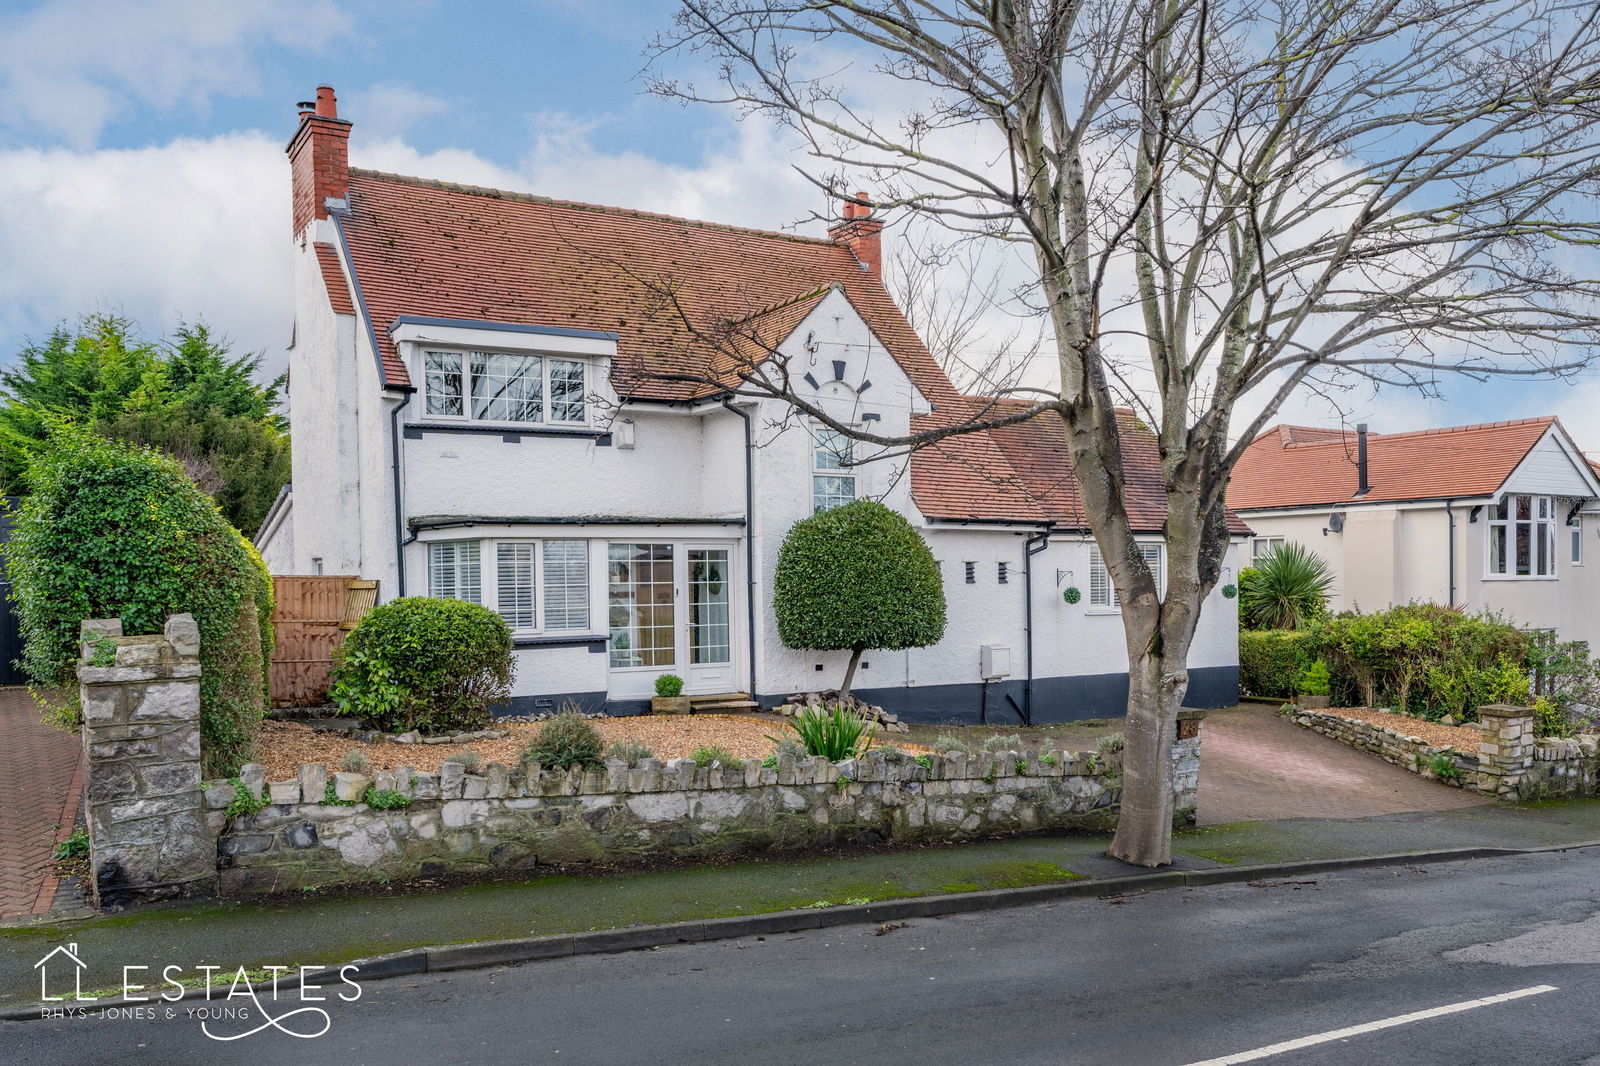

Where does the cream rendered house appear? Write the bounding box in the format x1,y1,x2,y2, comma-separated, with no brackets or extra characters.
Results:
1229,417,1600,647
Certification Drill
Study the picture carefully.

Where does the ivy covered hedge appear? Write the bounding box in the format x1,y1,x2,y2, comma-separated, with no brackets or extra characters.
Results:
1240,603,1534,720
330,596,513,734
6,426,273,775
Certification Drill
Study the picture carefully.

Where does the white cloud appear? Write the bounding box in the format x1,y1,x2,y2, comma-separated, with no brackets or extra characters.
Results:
0,133,292,370
343,84,451,142
0,0,351,148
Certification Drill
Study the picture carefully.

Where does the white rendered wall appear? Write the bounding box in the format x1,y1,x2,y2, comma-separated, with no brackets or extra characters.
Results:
284,223,365,576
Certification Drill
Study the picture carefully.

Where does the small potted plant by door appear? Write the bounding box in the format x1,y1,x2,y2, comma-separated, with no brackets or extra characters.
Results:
652,673,691,715
1296,659,1332,710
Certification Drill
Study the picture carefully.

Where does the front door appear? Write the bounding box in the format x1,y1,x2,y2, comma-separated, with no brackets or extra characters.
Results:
684,547,734,693
606,541,740,700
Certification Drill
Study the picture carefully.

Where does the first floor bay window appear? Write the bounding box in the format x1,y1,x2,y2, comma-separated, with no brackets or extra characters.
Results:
423,349,588,426
427,538,590,633
1487,494,1557,577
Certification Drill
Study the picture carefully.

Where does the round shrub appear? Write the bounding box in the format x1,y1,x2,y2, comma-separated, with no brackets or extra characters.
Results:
6,425,273,776
522,711,604,770
330,597,513,734
774,499,945,696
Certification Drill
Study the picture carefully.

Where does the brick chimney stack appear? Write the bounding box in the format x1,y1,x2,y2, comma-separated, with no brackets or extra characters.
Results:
829,191,884,277
286,85,352,236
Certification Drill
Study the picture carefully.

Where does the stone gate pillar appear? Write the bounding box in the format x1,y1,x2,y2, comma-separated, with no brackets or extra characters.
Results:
78,614,216,905
1476,703,1534,799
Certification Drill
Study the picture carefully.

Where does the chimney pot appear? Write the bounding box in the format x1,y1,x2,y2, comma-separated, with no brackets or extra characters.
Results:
287,85,351,236
829,191,884,278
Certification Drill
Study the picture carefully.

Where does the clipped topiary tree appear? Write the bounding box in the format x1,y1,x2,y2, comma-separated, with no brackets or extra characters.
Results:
773,499,946,698
330,596,513,734
6,424,273,776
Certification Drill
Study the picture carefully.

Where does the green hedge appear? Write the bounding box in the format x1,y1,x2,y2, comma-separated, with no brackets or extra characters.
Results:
1239,629,1318,699
1240,603,1535,718
6,425,273,776
330,596,513,734
1317,603,1529,719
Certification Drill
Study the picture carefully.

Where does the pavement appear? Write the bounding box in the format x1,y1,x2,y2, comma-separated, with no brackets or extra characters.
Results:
7,845,1600,1064
1196,702,1489,824
0,688,82,920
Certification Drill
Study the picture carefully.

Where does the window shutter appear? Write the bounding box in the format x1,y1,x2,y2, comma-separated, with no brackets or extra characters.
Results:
1089,547,1111,606
496,543,536,629
428,541,481,603
542,540,590,630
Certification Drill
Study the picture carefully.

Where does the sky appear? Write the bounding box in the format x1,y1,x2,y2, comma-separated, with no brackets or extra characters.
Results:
1,0,1597,451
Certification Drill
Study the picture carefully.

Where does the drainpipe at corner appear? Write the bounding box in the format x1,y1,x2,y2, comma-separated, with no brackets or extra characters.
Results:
1445,498,1456,607
1023,529,1051,726
390,390,414,596
721,396,759,703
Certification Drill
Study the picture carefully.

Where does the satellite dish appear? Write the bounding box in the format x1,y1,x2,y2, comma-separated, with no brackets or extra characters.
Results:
1327,512,1345,533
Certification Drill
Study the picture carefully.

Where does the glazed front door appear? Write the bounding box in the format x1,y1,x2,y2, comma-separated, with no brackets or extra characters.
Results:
684,547,734,694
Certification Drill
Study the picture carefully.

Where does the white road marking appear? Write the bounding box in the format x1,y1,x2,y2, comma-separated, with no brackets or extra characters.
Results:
1179,984,1558,1066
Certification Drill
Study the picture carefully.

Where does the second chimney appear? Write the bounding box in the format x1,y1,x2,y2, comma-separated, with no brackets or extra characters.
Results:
829,192,884,277
1356,423,1371,496
286,86,352,237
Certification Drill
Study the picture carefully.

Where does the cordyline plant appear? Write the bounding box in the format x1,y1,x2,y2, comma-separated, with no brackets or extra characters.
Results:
1239,542,1335,630
643,1,1600,866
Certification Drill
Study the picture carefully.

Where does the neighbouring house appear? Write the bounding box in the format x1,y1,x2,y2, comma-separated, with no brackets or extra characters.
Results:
256,86,1248,721
1229,416,1600,647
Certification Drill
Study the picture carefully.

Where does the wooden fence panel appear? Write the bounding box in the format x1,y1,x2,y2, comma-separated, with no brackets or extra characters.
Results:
269,575,371,707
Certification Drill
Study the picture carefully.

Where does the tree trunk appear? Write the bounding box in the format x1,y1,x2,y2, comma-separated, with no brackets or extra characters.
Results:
838,647,865,700
1108,647,1190,867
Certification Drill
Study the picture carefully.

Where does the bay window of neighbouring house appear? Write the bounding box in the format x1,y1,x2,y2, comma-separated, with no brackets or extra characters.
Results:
422,350,588,426
427,539,591,632
1088,543,1165,608
812,426,856,512
1486,494,1557,577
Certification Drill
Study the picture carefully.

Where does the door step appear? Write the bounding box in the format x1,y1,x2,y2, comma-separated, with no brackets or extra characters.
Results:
689,692,759,714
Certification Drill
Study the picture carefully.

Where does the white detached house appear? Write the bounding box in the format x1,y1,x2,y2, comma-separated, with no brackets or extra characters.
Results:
257,86,1248,722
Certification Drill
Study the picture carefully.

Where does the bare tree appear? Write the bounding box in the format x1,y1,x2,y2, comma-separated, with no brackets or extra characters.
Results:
645,0,1600,866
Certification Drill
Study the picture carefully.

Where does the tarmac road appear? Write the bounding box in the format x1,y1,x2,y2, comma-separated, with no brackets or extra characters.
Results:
6,847,1600,1065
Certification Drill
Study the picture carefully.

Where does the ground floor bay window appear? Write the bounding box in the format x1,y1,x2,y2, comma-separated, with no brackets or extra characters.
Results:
427,538,592,633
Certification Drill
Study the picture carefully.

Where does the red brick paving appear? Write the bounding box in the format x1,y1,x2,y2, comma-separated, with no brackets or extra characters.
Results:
1198,703,1488,826
0,687,83,919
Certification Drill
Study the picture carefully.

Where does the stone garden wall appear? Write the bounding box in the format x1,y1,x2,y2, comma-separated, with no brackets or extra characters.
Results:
78,615,217,906
1292,707,1478,786
211,720,1203,895
78,614,1204,901
1294,704,1600,800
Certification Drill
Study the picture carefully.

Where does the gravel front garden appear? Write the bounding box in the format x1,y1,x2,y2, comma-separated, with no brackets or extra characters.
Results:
256,714,934,780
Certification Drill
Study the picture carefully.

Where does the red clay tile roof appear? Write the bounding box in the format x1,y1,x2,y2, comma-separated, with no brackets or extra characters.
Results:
338,169,958,401
1228,417,1560,510
334,166,1246,532
313,242,354,315
912,399,1251,533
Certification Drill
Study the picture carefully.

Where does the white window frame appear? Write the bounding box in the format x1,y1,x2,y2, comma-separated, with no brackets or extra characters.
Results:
426,538,592,634
1485,494,1558,579
420,348,591,428
1088,543,1165,610
812,425,857,513
1250,536,1285,563
1569,511,1583,566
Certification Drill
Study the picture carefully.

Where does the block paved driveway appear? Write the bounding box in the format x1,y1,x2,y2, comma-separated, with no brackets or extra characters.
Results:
1196,702,1489,825
0,687,82,919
